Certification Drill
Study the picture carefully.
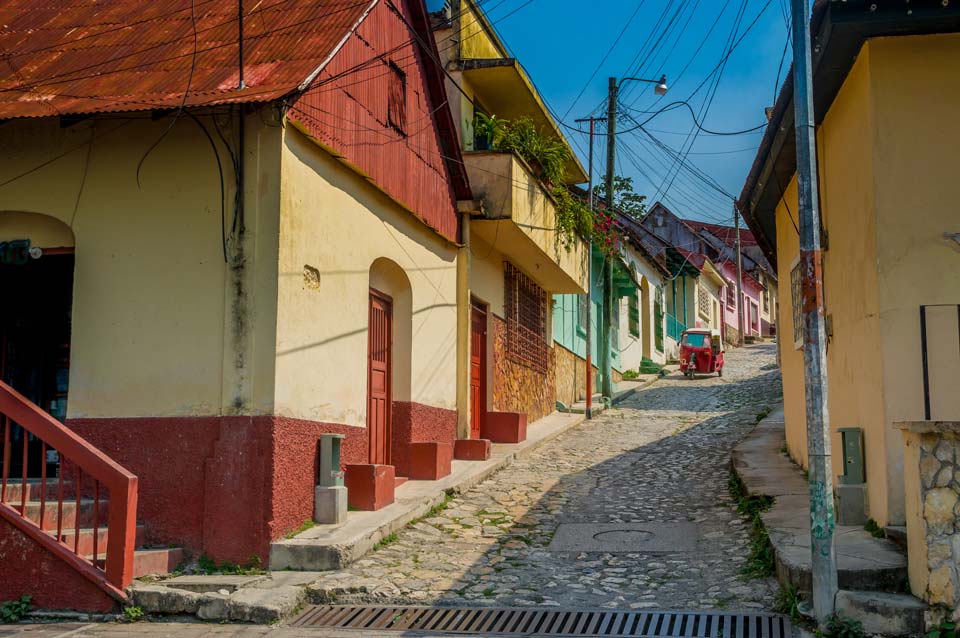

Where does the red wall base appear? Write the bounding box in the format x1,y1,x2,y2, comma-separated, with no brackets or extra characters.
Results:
65,404,453,566
0,517,117,613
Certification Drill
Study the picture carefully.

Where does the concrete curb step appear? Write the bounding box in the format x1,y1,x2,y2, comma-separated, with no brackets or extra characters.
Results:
130,578,306,624
732,406,925,637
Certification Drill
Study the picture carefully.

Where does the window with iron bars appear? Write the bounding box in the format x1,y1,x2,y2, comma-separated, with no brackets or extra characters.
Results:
790,259,803,349
698,284,711,320
504,262,548,371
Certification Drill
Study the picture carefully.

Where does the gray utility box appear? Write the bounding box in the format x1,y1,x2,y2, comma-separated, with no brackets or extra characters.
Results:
836,427,867,525
314,433,347,525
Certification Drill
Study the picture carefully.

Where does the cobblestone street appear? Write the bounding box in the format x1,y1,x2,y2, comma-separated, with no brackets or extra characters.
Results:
308,343,784,611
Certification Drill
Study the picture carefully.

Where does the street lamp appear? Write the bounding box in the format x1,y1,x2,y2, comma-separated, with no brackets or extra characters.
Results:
620,74,669,96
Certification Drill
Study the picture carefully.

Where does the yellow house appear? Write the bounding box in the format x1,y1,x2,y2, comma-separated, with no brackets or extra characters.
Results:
432,1,589,437
0,0,480,612
739,1,960,607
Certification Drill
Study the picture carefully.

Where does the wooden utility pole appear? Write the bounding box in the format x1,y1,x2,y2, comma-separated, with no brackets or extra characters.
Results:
790,0,838,625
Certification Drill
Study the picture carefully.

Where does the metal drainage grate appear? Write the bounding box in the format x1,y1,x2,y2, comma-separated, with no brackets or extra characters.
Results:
290,605,792,637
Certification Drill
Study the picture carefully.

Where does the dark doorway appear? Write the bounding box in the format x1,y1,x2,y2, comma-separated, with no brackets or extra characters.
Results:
367,288,393,465
0,250,74,478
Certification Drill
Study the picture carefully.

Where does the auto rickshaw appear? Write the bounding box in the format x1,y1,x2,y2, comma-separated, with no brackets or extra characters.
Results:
679,328,724,378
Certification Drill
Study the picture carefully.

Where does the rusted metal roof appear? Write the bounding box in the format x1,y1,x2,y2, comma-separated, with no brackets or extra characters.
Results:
0,0,376,118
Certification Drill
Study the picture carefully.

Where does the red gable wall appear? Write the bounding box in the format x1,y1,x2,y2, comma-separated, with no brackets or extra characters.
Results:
288,0,460,242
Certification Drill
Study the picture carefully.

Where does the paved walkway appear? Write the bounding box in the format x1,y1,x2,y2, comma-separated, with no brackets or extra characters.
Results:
305,344,783,611
11,344,784,637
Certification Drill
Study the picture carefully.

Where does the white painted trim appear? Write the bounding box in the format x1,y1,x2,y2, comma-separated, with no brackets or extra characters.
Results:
296,0,382,93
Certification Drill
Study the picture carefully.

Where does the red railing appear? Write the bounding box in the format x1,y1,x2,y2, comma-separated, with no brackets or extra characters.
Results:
0,380,137,597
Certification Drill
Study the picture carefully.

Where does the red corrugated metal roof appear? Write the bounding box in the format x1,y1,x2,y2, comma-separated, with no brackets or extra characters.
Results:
0,0,376,118
681,219,758,247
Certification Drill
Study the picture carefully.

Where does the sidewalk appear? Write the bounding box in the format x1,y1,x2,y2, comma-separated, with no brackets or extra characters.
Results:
731,405,925,636
129,410,589,623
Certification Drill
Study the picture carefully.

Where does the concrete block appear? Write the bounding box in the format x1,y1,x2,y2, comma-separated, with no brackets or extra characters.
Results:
454,438,491,461
164,574,268,593
314,485,348,525
129,584,201,615
345,464,395,511
836,483,868,526
835,590,926,637
409,442,453,480
482,411,527,444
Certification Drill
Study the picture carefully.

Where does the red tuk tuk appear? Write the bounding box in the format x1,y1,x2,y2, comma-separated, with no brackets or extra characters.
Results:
679,328,724,378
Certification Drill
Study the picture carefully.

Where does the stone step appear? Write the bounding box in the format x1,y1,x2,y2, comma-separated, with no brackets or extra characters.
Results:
835,590,926,637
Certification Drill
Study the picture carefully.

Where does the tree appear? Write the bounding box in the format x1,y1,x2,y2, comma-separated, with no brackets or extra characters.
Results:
592,175,647,220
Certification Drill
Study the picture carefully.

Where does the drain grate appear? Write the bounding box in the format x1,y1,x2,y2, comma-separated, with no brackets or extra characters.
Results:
290,605,791,637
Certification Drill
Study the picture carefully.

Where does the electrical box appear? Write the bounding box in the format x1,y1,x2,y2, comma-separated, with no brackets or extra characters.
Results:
839,427,865,485
319,433,345,488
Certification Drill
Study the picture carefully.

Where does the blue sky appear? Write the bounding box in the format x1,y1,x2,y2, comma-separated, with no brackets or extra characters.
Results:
429,0,793,226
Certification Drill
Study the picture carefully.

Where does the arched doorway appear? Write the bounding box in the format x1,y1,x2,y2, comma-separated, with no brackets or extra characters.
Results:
0,212,75,477
640,276,652,360
367,258,412,465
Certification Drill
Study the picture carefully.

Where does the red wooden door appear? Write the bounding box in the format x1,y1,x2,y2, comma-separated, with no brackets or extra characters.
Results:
470,301,487,439
367,289,392,465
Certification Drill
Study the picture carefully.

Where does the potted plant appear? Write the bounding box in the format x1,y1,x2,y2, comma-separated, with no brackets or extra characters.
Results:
473,112,504,151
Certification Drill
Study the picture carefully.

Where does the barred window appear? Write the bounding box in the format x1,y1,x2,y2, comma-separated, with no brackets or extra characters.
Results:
504,262,548,371
726,284,736,309
387,62,406,134
791,258,803,348
763,287,770,313
698,284,711,320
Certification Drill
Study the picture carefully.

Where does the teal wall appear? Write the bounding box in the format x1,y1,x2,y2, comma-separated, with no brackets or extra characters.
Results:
552,248,622,371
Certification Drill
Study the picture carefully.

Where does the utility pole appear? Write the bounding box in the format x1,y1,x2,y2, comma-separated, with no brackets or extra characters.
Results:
575,116,598,418
790,0,838,626
600,74,667,401
601,77,618,400
576,114,611,417
734,204,745,346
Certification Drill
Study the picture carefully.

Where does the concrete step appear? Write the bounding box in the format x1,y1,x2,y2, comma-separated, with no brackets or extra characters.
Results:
733,409,909,597
835,590,926,637
90,547,184,578
0,478,70,502
53,524,146,556
21,498,109,531
394,477,408,488
884,525,908,551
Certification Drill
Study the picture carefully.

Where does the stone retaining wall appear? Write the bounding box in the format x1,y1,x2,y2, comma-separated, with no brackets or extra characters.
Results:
899,422,960,620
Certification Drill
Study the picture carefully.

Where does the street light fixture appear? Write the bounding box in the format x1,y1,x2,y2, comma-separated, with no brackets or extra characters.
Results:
619,74,669,96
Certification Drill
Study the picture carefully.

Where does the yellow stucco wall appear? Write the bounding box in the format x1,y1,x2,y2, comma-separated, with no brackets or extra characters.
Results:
457,0,504,60
0,115,280,418
275,125,458,426
774,36,960,525
465,152,587,294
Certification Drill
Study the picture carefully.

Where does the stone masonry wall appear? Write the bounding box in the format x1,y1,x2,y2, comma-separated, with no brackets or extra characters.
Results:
916,430,960,615
555,345,602,408
492,315,556,424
